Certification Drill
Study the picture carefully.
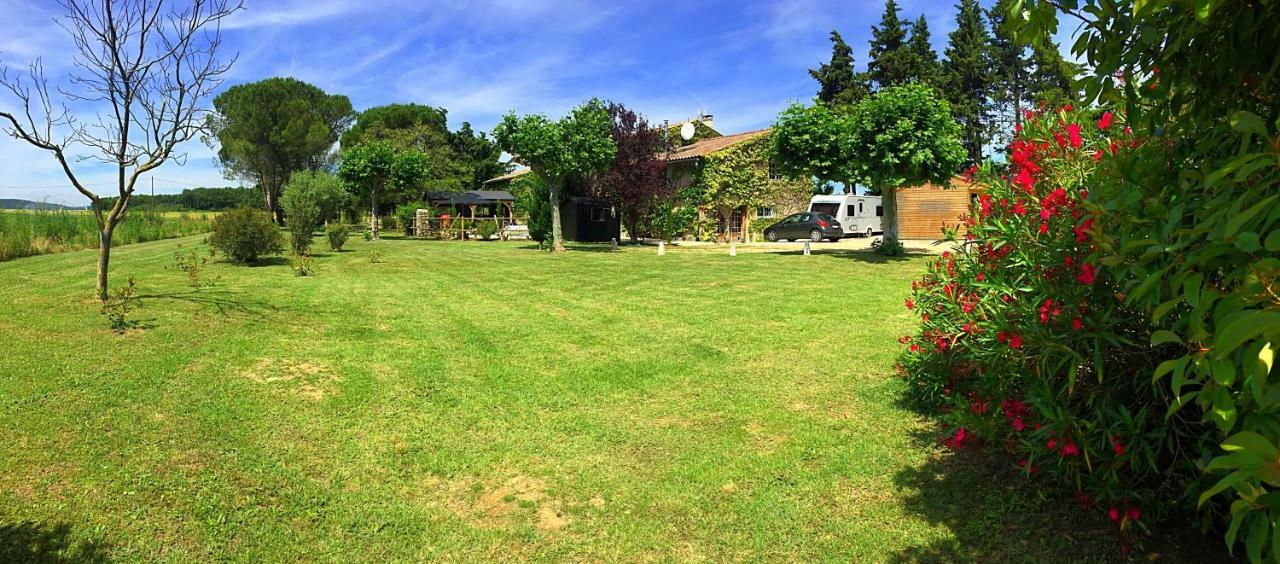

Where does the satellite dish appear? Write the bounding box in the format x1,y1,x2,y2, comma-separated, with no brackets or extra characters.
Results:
679,122,695,140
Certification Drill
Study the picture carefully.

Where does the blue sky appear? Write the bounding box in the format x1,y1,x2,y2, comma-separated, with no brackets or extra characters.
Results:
0,0,1076,205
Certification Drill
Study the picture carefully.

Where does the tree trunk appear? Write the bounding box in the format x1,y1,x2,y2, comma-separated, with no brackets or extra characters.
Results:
882,186,899,243
96,226,114,301
627,213,639,244
548,181,565,252
370,189,380,240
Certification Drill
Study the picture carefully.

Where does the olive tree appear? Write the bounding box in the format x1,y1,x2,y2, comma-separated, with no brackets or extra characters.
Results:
0,0,241,300
493,99,615,252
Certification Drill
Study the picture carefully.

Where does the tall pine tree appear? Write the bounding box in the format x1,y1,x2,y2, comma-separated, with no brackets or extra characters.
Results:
987,0,1031,146
1026,40,1079,110
809,31,868,107
901,15,941,87
866,0,911,90
942,0,994,165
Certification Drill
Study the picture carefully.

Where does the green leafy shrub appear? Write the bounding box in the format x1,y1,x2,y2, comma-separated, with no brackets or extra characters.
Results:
326,224,349,251
100,276,141,332
381,214,398,232
281,170,346,254
368,249,384,264
474,220,498,240
168,245,216,288
290,254,315,277
209,207,283,264
396,201,425,236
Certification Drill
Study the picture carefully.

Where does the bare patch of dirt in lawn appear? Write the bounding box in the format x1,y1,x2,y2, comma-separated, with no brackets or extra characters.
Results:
743,422,786,455
241,358,341,401
430,473,570,532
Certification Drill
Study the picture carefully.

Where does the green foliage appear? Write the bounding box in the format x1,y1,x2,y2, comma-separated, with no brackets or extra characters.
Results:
1007,0,1280,558
99,187,263,212
809,31,868,106
685,136,775,209
772,103,857,186
168,246,216,288
847,84,966,191
0,210,214,262
493,99,616,250
901,109,1169,548
340,103,504,194
474,220,499,240
290,254,315,277
208,207,284,264
901,16,941,87
941,0,994,165
100,276,140,333
281,170,345,254
510,172,551,242
396,202,426,235
338,141,429,238
493,99,616,182
326,224,349,251
641,200,698,241
866,0,911,90
207,77,354,220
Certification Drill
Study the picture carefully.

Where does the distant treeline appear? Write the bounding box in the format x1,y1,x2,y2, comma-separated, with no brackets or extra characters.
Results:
100,186,264,211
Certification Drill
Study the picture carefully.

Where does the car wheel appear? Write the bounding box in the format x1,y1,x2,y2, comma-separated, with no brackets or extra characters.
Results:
809,229,823,242
765,230,779,242
866,227,873,238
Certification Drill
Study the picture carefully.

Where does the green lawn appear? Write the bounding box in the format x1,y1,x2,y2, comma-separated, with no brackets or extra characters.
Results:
0,235,1130,561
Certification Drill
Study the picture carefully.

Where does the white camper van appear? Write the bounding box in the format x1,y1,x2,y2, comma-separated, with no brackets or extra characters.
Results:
808,194,883,237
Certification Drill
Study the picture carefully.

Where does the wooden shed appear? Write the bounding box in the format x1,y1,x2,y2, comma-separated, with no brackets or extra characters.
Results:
895,177,982,240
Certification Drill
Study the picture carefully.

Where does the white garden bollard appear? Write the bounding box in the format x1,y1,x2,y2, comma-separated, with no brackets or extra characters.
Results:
611,238,618,251
658,241,666,256
803,241,811,256
729,241,737,256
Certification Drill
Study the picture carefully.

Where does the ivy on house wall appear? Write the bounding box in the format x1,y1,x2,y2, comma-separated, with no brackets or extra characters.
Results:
684,134,814,212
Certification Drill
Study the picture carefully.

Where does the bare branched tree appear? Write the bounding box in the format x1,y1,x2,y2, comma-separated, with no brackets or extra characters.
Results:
0,0,242,300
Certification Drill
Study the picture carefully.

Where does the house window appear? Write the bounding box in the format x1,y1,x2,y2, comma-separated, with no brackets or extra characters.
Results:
756,207,775,219
768,160,783,181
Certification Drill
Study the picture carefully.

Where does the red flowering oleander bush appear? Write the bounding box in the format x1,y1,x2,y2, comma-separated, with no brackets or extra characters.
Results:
898,107,1200,548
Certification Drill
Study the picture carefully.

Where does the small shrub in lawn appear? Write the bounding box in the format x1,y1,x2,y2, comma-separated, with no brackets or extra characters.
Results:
290,254,315,277
362,229,372,241
100,276,141,332
326,224,349,251
209,207,283,264
369,249,384,264
474,220,498,240
168,245,216,288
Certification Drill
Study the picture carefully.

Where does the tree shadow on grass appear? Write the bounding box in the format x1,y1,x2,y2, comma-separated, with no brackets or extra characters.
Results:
0,521,110,563
136,287,281,321
772,248,922,263
890,424,1234,563
245,256,291,267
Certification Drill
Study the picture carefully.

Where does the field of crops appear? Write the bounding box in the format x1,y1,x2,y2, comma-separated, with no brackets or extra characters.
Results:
0,209,215,261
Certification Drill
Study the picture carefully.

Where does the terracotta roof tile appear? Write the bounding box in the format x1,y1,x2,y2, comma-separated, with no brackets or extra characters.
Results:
664,128,771,162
